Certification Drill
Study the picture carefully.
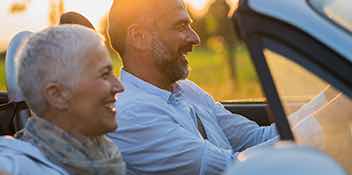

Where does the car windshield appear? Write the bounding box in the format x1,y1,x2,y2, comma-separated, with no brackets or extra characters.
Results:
263,47,352,174
309,0,352,33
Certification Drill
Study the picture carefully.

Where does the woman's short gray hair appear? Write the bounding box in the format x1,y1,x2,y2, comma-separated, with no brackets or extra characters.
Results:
17,25,103,115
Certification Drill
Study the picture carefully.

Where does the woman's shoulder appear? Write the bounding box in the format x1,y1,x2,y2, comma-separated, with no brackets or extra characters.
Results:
0,136,68,175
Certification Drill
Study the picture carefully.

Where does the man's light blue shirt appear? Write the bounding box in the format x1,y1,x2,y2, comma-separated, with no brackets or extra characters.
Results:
108,70,278,175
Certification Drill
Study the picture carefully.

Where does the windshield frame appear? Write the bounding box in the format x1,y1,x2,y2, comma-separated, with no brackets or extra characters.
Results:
234,0,352,141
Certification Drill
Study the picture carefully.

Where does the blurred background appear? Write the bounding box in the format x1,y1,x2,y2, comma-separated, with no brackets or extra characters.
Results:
0,0,263,101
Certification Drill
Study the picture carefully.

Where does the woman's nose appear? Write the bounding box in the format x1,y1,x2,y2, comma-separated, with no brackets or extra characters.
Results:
112,77,124,94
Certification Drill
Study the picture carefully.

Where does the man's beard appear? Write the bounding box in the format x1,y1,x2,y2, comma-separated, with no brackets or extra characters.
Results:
151,33,190,83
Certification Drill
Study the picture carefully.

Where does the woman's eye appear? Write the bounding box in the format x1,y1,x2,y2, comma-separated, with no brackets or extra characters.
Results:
101,72,110,79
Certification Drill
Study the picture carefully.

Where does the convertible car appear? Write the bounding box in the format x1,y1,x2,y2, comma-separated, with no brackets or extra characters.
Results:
0,0,351,174
226,0,351,174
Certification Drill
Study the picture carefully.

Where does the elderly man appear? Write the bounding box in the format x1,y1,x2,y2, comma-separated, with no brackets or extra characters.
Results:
107,0,278,174
0,25,126,175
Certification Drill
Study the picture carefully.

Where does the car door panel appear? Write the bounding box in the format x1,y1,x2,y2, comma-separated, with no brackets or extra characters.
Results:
223,102,273,126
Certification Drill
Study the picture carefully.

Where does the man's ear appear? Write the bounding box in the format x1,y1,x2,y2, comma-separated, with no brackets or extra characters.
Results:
44,83,71,111
126,24,151,51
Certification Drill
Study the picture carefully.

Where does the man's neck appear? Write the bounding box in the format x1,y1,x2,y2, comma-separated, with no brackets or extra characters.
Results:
123,53,175,91
123,66,174,91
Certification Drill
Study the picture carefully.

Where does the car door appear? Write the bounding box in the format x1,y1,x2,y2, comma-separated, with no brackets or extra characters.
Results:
234,0,352,173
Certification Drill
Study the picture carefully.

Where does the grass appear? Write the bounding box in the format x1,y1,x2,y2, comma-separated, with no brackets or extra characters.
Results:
0,46,263,101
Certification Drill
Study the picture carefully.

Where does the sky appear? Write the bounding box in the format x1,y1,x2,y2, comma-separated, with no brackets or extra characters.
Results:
0,0,237,51
0,0,114,51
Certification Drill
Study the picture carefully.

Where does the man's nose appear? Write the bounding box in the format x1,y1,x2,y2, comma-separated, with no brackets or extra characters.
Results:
187,28,201,46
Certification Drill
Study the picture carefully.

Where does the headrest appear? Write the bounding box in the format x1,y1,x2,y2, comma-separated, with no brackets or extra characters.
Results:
59,11,96,30
5,31,33,103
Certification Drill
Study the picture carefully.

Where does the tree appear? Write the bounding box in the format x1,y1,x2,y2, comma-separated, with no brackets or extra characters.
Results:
0,52,6,60
48,0,65,26
8,0,30,14
188,6,210,49
205,0,240,87
9,0,64,25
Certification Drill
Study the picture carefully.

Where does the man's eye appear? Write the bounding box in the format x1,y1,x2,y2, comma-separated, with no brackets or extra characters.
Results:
176,23,187,31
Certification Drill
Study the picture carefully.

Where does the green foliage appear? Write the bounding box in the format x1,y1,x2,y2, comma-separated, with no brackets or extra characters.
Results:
8,2,28,14
187,46,263,101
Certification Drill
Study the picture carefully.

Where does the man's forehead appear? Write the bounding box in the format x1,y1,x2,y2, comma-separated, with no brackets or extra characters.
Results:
153,0,190,22
111,0,188,25
156,0,185,10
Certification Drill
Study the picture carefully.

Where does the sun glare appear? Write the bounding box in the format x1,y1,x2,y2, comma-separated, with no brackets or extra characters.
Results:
185,0,238,17
63,0,113,29
0,0,113,51
0,0,221,51
185,0,209,11
184,0,213,17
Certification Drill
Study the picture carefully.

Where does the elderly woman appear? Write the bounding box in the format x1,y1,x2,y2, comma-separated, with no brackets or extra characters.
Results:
0,25,126,175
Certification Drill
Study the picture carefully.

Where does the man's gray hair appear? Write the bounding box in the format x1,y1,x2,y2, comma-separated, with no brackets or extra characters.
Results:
17,25,103,115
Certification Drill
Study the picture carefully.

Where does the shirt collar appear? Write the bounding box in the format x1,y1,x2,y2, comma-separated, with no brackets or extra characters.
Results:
120,69,178,102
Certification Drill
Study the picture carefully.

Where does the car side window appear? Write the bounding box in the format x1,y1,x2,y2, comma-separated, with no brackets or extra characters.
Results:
262,37,352,174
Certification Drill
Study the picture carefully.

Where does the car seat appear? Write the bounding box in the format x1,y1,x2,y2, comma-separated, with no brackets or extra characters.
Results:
0,31,32,135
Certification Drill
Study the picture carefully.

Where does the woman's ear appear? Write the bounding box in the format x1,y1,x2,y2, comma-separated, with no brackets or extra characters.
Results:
44,83,71,111
126,24,151,51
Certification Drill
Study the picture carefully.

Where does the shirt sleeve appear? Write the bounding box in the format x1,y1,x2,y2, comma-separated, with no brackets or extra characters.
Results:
0,155,15,175
181,80,278,152
108,103,234,175
211,101,278,152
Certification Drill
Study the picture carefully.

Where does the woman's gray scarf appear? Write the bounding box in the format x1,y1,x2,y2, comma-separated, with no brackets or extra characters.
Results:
17,117,126,175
